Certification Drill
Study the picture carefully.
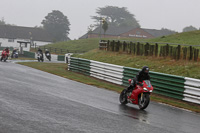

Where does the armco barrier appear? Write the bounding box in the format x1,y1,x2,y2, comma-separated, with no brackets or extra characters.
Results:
51,54,58,61
23,51,35,58
183,77,200,104
58,55,65,61
90,60,124,85
69,57,91,75
68,57,200,104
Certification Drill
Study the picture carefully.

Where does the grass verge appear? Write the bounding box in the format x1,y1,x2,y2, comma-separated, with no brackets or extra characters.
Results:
18,62,200,113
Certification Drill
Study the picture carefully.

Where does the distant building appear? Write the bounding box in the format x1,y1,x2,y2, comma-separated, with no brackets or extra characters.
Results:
79,26,176,39
0,25,53,51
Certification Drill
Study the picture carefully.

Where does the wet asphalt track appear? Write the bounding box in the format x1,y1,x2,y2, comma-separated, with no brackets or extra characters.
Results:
0,61,200,133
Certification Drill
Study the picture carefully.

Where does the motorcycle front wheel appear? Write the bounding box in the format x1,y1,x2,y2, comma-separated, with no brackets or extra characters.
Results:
119,89,128,105
138,93,150,110
4,57,7,62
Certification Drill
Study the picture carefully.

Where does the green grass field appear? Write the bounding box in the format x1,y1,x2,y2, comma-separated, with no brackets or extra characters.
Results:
42,38,99,53
147,30,200,46
42,30,200,54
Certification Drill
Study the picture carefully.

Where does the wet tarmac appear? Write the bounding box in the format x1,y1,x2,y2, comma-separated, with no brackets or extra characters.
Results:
0,61,199,133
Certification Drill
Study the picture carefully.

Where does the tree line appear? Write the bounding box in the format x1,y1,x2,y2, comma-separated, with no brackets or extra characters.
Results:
1,6,199,42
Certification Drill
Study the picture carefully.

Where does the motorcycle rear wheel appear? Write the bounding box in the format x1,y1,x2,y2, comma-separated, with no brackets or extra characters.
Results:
119,89,128,105
138,93,150,110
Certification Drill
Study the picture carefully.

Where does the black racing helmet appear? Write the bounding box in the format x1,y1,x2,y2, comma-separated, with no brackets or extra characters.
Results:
142,66,149,74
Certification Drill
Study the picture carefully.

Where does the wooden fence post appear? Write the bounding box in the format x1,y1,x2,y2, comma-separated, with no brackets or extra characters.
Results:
122,41,125,52
155,43,158,57
169,46,173,58
128,42,131,54
112,40,115,51
144,43,147,56
116,41,120,52
189,46,193,60
106,40,109,51
140,43,144,56
130,42,133,54
194,48,199,61
166,44,169,57
150,45,154,56
137,42,140,55
133,43,136,55
144,43,150,56
194,49,197,61
177,45,181,60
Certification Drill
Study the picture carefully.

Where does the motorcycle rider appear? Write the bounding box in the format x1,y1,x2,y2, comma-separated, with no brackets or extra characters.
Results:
11,48,17,58
45,49,50,56
44,49,51,61
3,47,10,56
127,66,150,92
1,47,10,61
37,48,43,59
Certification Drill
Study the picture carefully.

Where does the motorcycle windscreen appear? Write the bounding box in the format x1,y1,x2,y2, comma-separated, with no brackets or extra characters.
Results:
144,80,151,87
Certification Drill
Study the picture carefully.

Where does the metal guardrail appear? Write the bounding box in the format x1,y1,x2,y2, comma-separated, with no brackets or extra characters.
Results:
183,77,200,104
68,57,200,104
90,60,124,85
69,57,91,75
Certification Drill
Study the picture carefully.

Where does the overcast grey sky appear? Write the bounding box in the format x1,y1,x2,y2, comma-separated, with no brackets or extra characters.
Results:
0,0,200,39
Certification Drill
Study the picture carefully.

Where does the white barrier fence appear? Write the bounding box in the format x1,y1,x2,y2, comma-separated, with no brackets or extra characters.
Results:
183,77,200,104
90,60,124,85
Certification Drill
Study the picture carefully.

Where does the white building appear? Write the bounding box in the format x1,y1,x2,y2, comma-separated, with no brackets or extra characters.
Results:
0,25,53,51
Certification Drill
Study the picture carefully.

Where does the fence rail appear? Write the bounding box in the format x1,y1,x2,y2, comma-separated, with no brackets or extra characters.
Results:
99,40,200,61
68,57,200,105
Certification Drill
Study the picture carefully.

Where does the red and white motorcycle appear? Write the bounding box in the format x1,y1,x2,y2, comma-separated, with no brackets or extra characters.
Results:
1,50,9,62
119,79,154,110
